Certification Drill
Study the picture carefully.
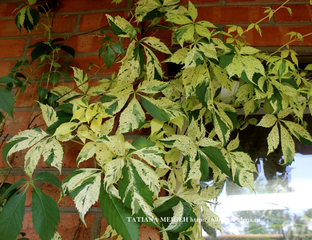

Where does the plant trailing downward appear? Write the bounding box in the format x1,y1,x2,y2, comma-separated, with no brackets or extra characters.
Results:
1,0,312,239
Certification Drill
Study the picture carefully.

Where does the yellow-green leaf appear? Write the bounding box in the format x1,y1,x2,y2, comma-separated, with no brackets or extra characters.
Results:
257,114,277,128
267,124,279,155
280,124,295,165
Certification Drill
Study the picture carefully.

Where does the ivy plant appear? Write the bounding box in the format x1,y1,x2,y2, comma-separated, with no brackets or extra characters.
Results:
1,0,312,239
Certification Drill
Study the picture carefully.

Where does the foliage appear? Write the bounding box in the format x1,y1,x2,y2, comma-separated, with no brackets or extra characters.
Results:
1,0,312,239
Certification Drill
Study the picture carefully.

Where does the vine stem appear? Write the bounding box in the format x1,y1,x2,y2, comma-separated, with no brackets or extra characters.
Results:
270,32,312,56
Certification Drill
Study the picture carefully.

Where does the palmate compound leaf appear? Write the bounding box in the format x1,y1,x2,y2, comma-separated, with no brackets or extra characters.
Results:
0,189,26,240
100,185,140,240
2,128,48,167
62,169,101,224
32,186,60,240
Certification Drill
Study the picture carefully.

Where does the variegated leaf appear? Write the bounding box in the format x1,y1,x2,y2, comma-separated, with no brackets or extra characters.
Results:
51,86,82,102
104,157,125,190
101,117,115,136
227,134,240,152
54,122,79,136
119,97,145,133
76,142,96,166
280,124,295,165
283,120,312,144
210,64,234,93
63,169,101,222
3,128,48,165
202,204,221,231
138,80,168,94
42,137,64,173
257,114,277,128
105,134,128,156
39,103,58,127
164,48,189,65
142,37,171,54
24,139,47,176
239,46,261,55
144,46,163,81
198,42,218,61
131,158,160,196
72,67,88,93
132,146,168,169
267,124,279,155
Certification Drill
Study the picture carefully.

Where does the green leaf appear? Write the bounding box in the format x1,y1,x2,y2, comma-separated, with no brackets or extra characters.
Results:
2,129,47,165
111,43,125,55
34,172,62,189
0,88,15,119
0,189,26,240
199,152,209,181
31,45,51,61
100,185,140,240
32,186,60,240
50,72,59,86
0,76,18,84
104,46,115,69
200,146,232,178
60,45,75,57
131,138,155,150
0,178,26,203
219,53,235,69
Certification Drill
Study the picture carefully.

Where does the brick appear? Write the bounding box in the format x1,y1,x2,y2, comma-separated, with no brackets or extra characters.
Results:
57,0,127,12
0,2,18,18
42,175,76,207
139,224,161,240
0,19,27,37
66,34,102,53
197,5,268,24
0,142,28,168
56,213,95,239
21,212,40,240
0,60,16,76
243,25,312,46
15,84,38,108
273,4,312,22
3,111,32,134
79,11,126,32
0,39,26,58
69,55,120,76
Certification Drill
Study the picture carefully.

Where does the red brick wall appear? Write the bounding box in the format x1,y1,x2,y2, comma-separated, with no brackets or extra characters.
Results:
0,0,311,239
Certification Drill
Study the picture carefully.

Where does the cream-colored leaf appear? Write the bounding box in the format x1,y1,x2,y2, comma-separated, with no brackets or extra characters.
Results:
76,124,97,143
42,137,63,173
105,134,127,156
200,186,221,200
104,157,124,190
210,63,234,93
186,160,201,181
51,231,62,240
239,46,261,55
164,201,184,231
54,122,79,136
267,124,279,155
144,46,164,81
39,103,58,127
198,42,218,61
257,114,277,128
95,142,114,169
167,14,193,25
98,225,117,239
